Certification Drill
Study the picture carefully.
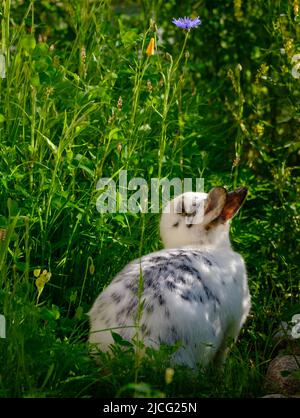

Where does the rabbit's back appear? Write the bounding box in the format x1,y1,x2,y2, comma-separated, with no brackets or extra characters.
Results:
89,248,250,367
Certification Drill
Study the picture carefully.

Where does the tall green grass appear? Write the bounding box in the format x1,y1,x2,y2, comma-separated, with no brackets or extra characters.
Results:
0,0,299,397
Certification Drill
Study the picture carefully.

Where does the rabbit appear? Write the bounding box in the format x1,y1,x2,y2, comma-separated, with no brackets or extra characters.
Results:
88,186,251,368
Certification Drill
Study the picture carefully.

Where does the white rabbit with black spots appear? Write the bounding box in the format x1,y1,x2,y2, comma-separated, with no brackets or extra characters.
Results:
88,187,251,368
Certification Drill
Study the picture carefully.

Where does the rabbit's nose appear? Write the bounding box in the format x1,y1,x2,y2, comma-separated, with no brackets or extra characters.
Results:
235,187,248,194
234,187,248,201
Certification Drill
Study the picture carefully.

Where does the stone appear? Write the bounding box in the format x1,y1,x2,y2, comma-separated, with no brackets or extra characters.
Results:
264,355,300,396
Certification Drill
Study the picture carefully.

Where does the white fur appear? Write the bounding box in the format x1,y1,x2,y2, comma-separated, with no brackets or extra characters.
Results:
160,192,231,249
88,190,251,368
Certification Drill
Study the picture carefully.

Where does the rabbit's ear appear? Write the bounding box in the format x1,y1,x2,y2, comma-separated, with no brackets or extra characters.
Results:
204,187,227,224
220,187,248,221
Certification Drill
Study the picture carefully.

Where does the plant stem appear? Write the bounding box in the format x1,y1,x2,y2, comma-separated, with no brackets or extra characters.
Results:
158,30,189,178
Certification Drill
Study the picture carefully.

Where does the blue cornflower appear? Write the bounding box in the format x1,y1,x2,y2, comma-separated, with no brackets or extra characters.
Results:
172,16,201,30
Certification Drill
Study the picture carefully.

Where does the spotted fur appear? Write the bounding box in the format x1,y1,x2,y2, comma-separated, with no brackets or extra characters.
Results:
88,188,250,368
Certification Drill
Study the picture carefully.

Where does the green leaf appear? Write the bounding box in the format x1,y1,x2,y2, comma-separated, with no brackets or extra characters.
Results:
50,304,60,320
69,290,77,303
7,198,18,217
34,57,50,73
31,74,40,87
75,306,84,320
108,128,120,141
111,331,133,347
14,261,28,272
0,216,7,228
34,43,49,56
20,35,36,51
118,20,139,47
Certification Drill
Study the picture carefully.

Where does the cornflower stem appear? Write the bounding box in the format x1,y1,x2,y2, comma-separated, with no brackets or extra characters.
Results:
158,30,189,179
172,30,189,77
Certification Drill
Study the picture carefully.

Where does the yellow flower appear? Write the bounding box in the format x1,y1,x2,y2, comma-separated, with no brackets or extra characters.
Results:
34,269,41,278
35,269,51,304
146,37,155,56
294,0,299,17
253,123,264,137
0,228,7,241
165,367,174,384
234,0,243,21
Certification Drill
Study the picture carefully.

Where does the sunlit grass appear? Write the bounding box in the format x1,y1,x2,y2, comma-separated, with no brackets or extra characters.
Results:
0,0,299,398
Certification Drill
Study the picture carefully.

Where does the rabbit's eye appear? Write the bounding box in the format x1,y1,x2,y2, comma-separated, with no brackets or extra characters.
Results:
180,210,196,217
176,199,198,216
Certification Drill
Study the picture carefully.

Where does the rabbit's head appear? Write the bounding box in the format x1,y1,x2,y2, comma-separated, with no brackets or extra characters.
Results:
160,187,248,249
